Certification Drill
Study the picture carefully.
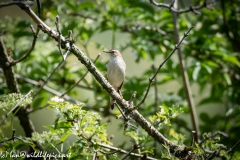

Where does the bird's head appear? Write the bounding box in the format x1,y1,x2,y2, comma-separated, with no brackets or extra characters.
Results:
103,49,122,58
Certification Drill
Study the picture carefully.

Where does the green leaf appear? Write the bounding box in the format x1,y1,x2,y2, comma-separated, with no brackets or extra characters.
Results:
159,75,174,84
59,133,70,144
223,73,231,85
223,54,240,66
78,2,96,10
192,64,201,81
201,62,212,74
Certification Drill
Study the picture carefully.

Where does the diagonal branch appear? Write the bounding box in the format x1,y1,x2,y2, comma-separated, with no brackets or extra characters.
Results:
14,73,83,105
122,143,142,160
227,140,240,154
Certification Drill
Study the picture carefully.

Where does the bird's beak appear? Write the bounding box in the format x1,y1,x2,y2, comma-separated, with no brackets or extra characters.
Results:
103,50,111,53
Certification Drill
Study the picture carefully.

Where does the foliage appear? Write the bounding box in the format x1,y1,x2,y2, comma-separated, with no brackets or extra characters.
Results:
33,97,113,159
1,97,112,159
0,93,32,111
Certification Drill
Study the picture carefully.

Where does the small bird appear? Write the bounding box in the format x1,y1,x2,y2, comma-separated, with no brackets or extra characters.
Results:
103,49,126,109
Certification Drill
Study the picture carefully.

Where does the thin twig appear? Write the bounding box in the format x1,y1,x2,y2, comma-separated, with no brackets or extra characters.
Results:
98,149,119,155
121,24,166,36
55,15,64,59
115,103,128,120
11,26,39,66
128,91,137,108
77,84,94,90
98,143,158,160
0,1,33,8
135,26,194,109
14,73,84,108
124,121,137,130
199,131,228,146
227,140,240,154
93,151,97,160
36,0,42,18
15,136,34,145
67,11,98,20
117,91,136,119
152,64,158,155
169,0,176,10
115,103,137,130
122,143,142,160
0,90,32,126
205,145,227,160
29,103,49,114
151,64,159,109
149,0,215,14
153,26,193,80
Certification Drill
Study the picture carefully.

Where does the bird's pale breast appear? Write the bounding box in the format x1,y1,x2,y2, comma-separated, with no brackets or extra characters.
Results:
107,57,126,90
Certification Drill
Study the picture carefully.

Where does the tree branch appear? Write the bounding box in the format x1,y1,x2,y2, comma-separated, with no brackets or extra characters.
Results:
10,25,39,66
135,26,193,109
199,131,228,146
98,143,158,160
122,143,142,160
149,0,215,14
172,1,200,140
0,1,33,8
227,140,240,154
13,73,91,110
